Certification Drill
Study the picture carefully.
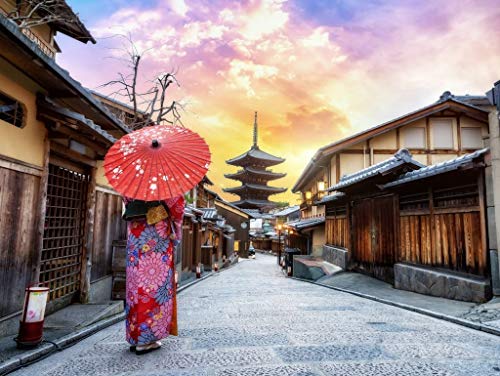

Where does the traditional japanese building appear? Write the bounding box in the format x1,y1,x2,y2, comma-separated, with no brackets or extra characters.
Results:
224,112,286,211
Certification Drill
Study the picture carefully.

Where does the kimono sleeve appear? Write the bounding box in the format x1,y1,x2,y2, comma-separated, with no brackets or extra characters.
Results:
165,195,185,242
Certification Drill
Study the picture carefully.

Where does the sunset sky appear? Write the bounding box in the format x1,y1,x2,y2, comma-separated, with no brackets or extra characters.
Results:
59,0,500,204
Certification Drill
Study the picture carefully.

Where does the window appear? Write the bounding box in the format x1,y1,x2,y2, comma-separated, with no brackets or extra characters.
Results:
461,127,483,149
0,91,25,128
432,119,454,149
403,127,426,149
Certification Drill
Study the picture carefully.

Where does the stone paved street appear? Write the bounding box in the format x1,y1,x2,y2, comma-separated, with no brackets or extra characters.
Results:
11,254,500,376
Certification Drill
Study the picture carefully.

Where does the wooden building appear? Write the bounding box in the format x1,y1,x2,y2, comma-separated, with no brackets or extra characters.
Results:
215,199,251,258
291,92,494,302
0,5,128,334
321,148,490,302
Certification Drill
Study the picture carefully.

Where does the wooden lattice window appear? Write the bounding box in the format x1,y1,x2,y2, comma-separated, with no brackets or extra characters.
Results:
0,91,25,128
40,164,89,301
399,192,430,214
433,184,478,209
326,204,346,218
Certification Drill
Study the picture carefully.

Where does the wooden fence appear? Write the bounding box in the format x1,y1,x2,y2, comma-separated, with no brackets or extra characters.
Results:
398,183,487,276
325,204,349,248
91,188,126,282
0,165,41,318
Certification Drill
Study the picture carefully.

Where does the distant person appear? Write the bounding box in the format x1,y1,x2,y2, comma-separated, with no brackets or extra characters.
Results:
123,196,184,354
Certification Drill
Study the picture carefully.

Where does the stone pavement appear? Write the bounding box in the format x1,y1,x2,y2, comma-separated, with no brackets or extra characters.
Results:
315,271,476,317
10,254,500,376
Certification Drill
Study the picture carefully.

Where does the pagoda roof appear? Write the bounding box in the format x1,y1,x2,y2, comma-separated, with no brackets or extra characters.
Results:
225,167,286,181
231,199,279,209
223,183,286,195
226,146,285,167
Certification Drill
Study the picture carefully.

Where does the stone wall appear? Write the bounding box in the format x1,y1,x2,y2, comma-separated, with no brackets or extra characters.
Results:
394,263,491,303
322,245,348,270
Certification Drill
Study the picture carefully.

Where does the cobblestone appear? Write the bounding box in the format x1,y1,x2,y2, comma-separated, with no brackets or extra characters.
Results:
10,254,500,375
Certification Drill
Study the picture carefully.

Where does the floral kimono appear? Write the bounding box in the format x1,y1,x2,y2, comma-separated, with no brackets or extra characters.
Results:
125,196,184,346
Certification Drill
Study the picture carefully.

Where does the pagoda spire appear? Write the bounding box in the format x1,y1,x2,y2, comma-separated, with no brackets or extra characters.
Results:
253,111,258,147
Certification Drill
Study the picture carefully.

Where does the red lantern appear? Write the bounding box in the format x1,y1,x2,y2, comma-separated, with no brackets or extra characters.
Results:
16,286,49,348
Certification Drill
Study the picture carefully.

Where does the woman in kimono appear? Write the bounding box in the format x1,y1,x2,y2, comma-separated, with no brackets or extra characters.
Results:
124,195,184,354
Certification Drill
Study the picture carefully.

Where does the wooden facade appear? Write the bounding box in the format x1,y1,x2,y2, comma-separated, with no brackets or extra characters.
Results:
323,155,489,284
0,5,129,325
325,204,349,249
397,175,487,276
0,163,41,318
91,188,126,282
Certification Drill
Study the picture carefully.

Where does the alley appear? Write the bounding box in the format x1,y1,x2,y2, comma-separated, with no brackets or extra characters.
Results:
11,254,500,376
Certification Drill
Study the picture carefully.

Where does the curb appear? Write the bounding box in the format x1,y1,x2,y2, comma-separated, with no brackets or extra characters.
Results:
0,312,125,376
292,276,500,337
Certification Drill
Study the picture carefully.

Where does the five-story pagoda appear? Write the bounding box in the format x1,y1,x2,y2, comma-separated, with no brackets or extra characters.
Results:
224,112,286,211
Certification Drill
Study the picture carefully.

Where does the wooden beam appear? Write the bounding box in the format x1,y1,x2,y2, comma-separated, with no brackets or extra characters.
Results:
425,118,431,165
335,154,340,183
428,188,437,266
456,115,462,155
80,166,97,303
48,123,109,155
0,154,43,176
34,135,50,284
477,170,488,276
50,141,96,167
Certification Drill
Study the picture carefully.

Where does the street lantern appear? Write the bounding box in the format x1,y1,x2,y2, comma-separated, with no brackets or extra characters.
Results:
317,180,325,192
196,264,201,279
16,286,49,348
213,262,219,272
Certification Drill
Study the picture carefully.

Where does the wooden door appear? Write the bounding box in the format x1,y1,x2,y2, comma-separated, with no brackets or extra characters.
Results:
352,198,373,272
39,163,89,302
352,195,396,282
372,195,396,282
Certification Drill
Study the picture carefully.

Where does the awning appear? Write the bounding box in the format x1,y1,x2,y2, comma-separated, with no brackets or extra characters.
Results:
287,217,325,231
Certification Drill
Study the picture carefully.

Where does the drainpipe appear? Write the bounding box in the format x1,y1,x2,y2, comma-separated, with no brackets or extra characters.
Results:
486,80,500,295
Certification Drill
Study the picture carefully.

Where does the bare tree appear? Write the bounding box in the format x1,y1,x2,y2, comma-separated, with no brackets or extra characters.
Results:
6,0,79,30
100,37,184,130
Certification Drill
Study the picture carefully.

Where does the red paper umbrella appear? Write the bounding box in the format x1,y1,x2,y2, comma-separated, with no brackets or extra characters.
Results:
104,125,211,201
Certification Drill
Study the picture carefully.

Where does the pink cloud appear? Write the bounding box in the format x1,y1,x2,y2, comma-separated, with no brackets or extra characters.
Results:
58,0,500,203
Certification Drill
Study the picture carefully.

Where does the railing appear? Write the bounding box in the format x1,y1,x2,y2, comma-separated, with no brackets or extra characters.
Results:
0,7,57,59
21,27,56,59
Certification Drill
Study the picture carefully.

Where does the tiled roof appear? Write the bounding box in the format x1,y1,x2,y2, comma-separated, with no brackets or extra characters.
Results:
273,205,300,217
0,16,128,135
231,199,279,209
199,208,218,220
225,167,286,180
328,149,424,191
224,183,286,193
287,217,325,230
382,148,489,189
314,192,346,205
39,96,116,143
226,146,285,166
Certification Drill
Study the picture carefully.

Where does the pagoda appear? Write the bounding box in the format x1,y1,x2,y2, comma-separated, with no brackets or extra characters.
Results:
224,112,286,211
